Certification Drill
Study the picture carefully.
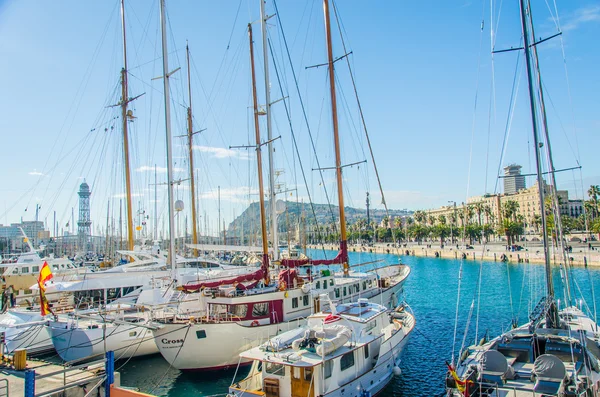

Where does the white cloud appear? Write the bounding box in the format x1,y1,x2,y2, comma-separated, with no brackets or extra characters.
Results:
193,145,251,160
112,192,144,199
561,5,600,32
136,165,185,173
28,170,44,176
200,186,259,203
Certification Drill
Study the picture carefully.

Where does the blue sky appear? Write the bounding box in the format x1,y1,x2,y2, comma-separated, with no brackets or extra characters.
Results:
0,0,598,238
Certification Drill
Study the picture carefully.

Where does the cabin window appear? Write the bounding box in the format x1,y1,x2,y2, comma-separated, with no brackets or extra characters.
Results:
340,352,355,371
362,281,367,290
329,279,334,287
303,295,309,306
343,287,347,296
355,284,359,293
364,344,369,359
12,268,18,274
335,289,340,298
196,330,206,339
292,298,298,309
32,266,39,273
21,267,29,274
304,367,313,381
252,303,269,317
231,304,248,318
324,360,333,378
316,281,321,290
52,266,58,271
265,362,285,376
129,331,137,337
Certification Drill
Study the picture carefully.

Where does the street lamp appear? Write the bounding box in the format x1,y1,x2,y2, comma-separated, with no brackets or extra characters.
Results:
448,201,456,245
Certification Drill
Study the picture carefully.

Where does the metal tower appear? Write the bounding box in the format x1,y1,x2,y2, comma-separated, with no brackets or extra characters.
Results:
77,181,92,251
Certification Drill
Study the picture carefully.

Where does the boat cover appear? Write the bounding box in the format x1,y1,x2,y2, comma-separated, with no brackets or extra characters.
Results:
533,354,566,380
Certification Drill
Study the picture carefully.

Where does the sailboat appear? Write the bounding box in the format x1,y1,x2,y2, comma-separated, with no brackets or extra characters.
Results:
445,1,600,396
149,0,409,372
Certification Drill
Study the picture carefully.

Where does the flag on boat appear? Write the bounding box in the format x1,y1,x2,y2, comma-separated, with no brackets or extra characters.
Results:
446,362,472,395
37,262,54,316
38,262,53,286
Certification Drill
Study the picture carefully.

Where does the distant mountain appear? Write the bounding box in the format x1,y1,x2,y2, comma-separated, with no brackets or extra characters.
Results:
227,200,412,237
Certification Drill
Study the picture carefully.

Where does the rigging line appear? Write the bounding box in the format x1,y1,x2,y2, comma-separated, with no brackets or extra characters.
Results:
492,49,522,194
330,0,400,255
272,0,339,236
268,40,328,258
465,9,486,207
30,3,118,213
226,0,243,50
474,258,484,345
451,260,464,366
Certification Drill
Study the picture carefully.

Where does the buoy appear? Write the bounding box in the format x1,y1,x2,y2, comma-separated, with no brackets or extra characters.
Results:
393,366,402,376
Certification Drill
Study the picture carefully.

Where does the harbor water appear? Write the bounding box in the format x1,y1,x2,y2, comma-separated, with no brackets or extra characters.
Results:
117,249,600,396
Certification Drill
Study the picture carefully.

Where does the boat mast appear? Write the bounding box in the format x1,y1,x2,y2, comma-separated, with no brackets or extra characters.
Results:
323,0,349,275
119,0,135,251
518,0,558,327
249,23,271,280
260,0,278,260
186,42,199,257
159,0,177,278
527,11,572,306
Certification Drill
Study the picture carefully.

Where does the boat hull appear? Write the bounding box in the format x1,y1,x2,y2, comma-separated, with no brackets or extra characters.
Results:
0,310,53,354
153,281,404,371
48,320,158,362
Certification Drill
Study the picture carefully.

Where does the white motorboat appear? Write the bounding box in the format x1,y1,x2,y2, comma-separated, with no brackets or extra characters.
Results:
228,297,414,397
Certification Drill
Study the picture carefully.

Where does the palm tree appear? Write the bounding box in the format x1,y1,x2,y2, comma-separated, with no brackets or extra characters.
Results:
588,185,599,218
413,210,426,225
483,204,492,226
438,214,447,225
428,215,436,227
466,205,475,225
502,200,519,222
474,202,484,226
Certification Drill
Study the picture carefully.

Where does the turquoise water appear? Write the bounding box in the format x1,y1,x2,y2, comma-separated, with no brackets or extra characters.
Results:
118,249,600,396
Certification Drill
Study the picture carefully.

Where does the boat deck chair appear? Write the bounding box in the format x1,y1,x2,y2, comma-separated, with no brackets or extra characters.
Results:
532,354,566,396
480,350,509,386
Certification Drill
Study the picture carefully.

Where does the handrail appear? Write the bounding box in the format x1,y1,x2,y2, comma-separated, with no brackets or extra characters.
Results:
35,358,105,379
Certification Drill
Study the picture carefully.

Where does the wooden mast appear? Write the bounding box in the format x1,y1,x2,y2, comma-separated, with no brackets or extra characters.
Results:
119,0,135,251
249,23,271,280
323,0,349,275
186,42,199,257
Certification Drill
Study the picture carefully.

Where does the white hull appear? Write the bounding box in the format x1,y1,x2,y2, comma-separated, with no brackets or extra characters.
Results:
153,283,403,371
0,310,53,354
49,316,158,362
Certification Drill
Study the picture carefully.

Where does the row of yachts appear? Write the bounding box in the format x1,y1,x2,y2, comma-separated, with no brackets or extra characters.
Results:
1,243,415,396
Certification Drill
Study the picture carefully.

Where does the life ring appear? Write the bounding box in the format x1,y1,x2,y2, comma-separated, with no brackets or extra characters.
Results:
251,320,260,327
279,281,287,291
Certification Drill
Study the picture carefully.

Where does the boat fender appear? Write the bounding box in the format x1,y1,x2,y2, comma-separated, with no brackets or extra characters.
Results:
393,366,402,376
251,320,259,327
301,283,311,294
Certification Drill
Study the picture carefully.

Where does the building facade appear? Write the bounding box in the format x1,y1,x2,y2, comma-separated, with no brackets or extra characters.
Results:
503,164,526,195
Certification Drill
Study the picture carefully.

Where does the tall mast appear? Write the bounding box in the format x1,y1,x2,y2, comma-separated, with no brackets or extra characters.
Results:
154,164,158,240
323,0,349,275
186,42,199,257
527,10,572,305
159,0,177,278
120,0,135,251
260,0,278,260
249,23,271,280
518,0,558,327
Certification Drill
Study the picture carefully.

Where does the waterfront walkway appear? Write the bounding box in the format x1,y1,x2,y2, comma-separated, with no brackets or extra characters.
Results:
310,240,600,266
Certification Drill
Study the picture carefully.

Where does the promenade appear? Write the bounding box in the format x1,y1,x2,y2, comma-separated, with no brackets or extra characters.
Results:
309,240,600,266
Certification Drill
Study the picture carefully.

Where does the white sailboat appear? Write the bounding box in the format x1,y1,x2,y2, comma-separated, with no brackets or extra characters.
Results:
446,1,600,396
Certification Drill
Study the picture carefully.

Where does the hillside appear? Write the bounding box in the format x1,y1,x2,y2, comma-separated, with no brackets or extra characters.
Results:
227,200,412,237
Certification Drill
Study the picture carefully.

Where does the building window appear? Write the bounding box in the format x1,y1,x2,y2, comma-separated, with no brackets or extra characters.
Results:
340,351,355,371
292,297,298,308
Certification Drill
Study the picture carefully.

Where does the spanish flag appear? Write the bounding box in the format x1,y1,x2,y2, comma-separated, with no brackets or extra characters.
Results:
446,362,472,395
37,262,53,316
